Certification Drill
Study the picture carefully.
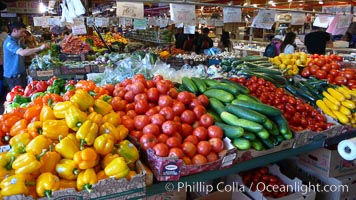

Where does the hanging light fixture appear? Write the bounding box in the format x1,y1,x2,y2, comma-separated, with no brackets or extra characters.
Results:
318,0,324,4
39,0,46,13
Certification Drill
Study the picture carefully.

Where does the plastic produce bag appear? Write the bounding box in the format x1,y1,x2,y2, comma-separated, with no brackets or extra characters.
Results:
60,2,73,23
66,0,77,20
73,0,85,16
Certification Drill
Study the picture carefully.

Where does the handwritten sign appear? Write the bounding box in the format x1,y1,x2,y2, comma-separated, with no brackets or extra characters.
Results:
33,17,49,27
251,9,276,29
48,17,61,26
87,17,94,27
95,17,110,27
72,18,87,35
291,12,306,25
223,7,242,23
133,18,147,30
313,15,332,28
158,18,169,28
147,17,157,26
322,5,352,14
337,14,352,29
116,2,144,19
214,20,224,27
184,25,195,34
170,4,195,24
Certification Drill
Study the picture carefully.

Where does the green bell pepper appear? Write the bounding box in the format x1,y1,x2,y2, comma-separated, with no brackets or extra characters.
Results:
13,95,30,104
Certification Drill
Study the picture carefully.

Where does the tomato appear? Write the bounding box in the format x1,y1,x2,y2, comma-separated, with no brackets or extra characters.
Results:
152,143,169,157
159,107,175,120
142,124,160,136
167,88,178,99
193,105,207,119
316,59,326,67
315,70,327,79
158,95,173,107
147,88,160,103
182,156,192,165
209,138,224,153
184,135,199,145
124,90,135,102
121,78,133,87
344,70,355,80
168,148,185,159
166,136,181,148
309,65,319,75
301,67,310,78
199,114,214,128
156,80,170,94
307,61,315,68
177,91,193,105
139,133,158,151
206,152,219,162
172,101,186,116
197,94,209,107
192,154,208,165
130,130,143,141
157,134,169,143
122,118,135,131
181,123,193,138
334,76,348,85
330,62,340,70
295,104,306,112
182,141,197,158
146,80,155,88
196,141,212,156
150,114,166,126
347,80,356,88
193,126,208,141
336,55,343,62
145,107,159,116
327,74,334,83
134,93,148,102
321,64,331,72
161,121,177,136
153,75,164,84
180,110,196,125
207,125,224,139
112,98,127,112
135,99,149,114
131,82,145,95
134,115,150,130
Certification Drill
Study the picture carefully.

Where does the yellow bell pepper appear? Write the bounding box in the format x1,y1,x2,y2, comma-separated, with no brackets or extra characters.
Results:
65,105,87,131
76,120,98,150
73,148,99,170
77,168,97,192
27,121,43,138
94,99,113,115
59,179,77,189
26,135,51,155
118,140,139,165
53,101,77,119
12,150,46,174
93,134,114,155
9,132,32,155
96,170,108,181
70,89,95,111
104,157,130,179
102,111,121,127
0,174,32,196
40,105,56,122
40,146,61,174
55,134,80,159
55,159,80,180
36,172,60,198
101,153,119,169
87,112,103,125
99,122,127,142
0,153,14,181
42,120,69,140
117,125,129,141
99,94,112,103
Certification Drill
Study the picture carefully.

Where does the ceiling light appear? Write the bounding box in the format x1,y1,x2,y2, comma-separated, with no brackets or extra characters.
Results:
243,2,248,6
39,1,46,13
272,3,276,7
318,0,323,4
252,4,257,7
268,1,274,4
288,0,292,2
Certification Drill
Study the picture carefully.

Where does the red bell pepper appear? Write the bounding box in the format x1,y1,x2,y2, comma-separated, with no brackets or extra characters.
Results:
35,81,48,92
11,86,24,94
24,81,39,97
6,92,16,102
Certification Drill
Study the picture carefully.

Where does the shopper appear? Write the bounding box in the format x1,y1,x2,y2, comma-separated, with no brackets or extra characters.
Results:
3,21,48,90
0,25,8,81
280,32,297,54
197,28,213,54
175,27,187,50
41,29,53,42
218,31,232,52
341,31,356,48
304,27,332,55
264,35,282,58
183,34,194,52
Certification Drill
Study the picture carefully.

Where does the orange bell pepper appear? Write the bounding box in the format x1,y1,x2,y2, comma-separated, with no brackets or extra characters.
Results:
23,104,42,121
9,119,28,136
96,170,108,181
27,121,43,138
102,111,121,127
73,148,99,170
59,179,76,189
40,146,61,174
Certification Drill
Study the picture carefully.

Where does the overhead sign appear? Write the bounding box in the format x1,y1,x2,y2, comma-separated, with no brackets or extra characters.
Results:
223,7,242,23
6,1,42,14
251,9,276,29
116,2,144,19
170,3,195,24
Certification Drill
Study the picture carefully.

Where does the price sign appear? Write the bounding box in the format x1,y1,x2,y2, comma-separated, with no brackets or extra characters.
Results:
291,12,306,25
251,9,276,29
170,4,195,24
337,14,352,29
116,2,144,19
48,17,61,26
133,18,147,30
33,17,49,27
72,18,87,35
0,145,11,153
223,7,242,23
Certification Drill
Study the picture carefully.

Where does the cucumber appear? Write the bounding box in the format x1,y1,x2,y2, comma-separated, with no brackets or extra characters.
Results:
182,77,198,94
204,79,220,87
225,104,267,124
236,94,260,103
220,79,249,94
232,138,251,150
207,110,222,122
269,120,280,136
251,139,265,151
263,118,273,130
191,77,207,93
215,121,244,139
283,129,293,140
245,67,282,75
209,82,239,95
231,99,282,117
271,115,289,135
272,135,284,146
242,132,256,141
261,138,274,149
204,89,234,103
220,111,264,133
256,129,270,140
208,98,225,115
245,62,261,68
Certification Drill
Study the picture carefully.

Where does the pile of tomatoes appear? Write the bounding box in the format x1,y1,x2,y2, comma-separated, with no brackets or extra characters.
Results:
240,167,290,198
111,74,225,165
230,76,332,132
300,54,356,89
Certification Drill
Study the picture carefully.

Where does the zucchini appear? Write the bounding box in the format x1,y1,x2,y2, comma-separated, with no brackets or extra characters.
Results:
244,67,282,75
204,89,234,103
232,138,251,150
236,94,260,103
208,98,226,115
220,111,264,133
251,139,265,151
296,88,316,104
215,121,244,139
220,79,249,94
304,82,323,99
225,104,267,124
242,132,256,141
209,82,239,95
271,115,289,135
284,83,298,97
245,62,261,68
191,77,207,93
182,77,198,94
231,99,282,117
204,79,220,87
261,138,274,149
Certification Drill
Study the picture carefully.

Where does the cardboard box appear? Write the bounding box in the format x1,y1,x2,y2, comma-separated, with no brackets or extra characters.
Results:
4,161,148,200
60,65,91,75
190,190,232,200
227,164,316,200
283,158,356,200
144,190,186,200
28,68,61,79
298,147,356,177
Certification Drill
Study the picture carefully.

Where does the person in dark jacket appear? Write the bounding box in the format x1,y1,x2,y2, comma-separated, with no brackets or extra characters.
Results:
304,27,332,55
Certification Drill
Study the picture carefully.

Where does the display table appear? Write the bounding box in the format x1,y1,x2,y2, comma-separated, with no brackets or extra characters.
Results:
233,46,265,57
